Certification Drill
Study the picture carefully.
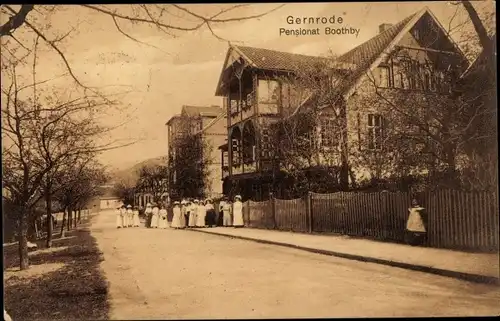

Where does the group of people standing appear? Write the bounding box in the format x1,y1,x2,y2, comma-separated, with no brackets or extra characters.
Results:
144,202,169,228
115,195,244,229
116,204,140,228
170,195,244,229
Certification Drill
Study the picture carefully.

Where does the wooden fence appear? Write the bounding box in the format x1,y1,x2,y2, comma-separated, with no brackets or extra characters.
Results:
242,190,499,252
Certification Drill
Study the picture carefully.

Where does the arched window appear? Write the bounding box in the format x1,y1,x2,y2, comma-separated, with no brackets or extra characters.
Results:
242,121,256,164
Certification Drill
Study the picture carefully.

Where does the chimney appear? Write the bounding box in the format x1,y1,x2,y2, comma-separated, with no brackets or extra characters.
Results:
379,23,393,34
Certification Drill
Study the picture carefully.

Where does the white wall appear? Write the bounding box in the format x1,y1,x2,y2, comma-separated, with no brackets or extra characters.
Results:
100,199,122,210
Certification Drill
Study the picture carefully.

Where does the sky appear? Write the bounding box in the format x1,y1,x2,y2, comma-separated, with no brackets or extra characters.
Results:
2,2,495,171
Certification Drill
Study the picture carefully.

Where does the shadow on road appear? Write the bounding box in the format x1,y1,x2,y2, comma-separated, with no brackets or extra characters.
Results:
3,221,109,321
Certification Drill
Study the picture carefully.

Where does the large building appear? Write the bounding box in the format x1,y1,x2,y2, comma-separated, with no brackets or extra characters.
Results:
215,7,469,200
166,105,226,199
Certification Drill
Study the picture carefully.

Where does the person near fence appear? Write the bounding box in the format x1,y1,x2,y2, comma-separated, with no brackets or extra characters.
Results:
405,199,427,246
116,205,123,228
144,203,153,228
205,198,216,227
196,199,207,227
233,195,244,227
133,206,140,227
222,198,232,227
218,197,227,226
151,203,160,228
158,204,168,229
180,199,188,228
188,200,198,227
171,201,182,229
126,205,133,227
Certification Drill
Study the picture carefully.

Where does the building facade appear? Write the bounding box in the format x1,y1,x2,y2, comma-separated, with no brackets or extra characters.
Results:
166,105,226,199
215,7,469,200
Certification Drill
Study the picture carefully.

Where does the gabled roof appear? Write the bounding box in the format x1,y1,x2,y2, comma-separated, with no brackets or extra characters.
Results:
234,46,330,72
181,105,222,117
332,10,419,97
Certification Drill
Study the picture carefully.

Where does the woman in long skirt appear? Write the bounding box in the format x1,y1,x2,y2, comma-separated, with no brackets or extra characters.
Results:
151,203,159,228
132,206,140,227
188,200,198,227
232,195,244,227
116,206,123,228
126,205,133,227
121,205,128,228
185,200,192,227
158,204,168,229
196,200,207,227
222,199,232,227
144,203,153,228
179,200,187,229
205,199,216,227
171,201,182,229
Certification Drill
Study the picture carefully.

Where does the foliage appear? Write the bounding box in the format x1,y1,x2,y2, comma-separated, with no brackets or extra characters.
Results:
169,132,213,199
135,161,169,204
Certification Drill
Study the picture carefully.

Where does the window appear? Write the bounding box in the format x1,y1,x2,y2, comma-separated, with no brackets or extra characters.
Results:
367,114,384,150
320,118,338,148
230,99,239,115
258,79,280,114
231,138,240,166
281,82,291,111
222,150,228,167
377,66,390,87
260,129,271,159
412,28,420,41
246,91,254,109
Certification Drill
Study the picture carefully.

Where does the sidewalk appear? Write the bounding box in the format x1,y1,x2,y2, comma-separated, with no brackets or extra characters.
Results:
189,227,500,285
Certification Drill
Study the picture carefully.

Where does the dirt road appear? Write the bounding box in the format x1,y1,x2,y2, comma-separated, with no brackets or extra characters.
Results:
93,210,500,319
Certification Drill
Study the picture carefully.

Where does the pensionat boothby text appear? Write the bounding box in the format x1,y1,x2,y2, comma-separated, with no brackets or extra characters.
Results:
279,27,360,37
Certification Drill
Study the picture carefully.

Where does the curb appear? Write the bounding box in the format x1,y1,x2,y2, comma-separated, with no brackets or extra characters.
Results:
188,228,500,286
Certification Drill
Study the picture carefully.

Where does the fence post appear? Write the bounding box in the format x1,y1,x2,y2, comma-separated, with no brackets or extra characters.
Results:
307,191,312,233
270,192,277,229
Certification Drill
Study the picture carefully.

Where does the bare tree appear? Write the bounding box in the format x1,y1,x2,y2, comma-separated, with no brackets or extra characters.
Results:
54,159,107,236
264,56,354,196
352,3,496,191
1,58,135,268
0,4,285,88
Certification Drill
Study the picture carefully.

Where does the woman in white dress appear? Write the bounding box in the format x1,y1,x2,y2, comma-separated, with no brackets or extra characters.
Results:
179,200,187,229
196,199,207,227
171,201,182,229
158,204,168,229
132,206,140,227
145,203,153,228
232,195,244,227
120,205,128,228
126,205,133,227
151,203,160,228
188,200,198,227
116,206,123,228
222,198,232,227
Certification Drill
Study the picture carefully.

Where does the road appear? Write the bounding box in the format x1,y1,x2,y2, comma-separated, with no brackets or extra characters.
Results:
92,210,500,319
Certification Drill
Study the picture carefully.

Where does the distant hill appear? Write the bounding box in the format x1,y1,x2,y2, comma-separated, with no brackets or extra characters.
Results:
109,156,167,186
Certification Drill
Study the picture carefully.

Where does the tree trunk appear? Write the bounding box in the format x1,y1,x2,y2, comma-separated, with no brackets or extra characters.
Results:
74,209,78,228
45,188,53,248
60,209,67,238
17,212,29,270
67,207,72,231
77,209,81,223
462,1,492,51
